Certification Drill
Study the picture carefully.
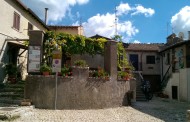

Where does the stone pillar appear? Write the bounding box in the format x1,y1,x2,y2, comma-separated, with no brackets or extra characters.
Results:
187,110,190,122
29,30,44,46
104,40,117,81
28,31,44,74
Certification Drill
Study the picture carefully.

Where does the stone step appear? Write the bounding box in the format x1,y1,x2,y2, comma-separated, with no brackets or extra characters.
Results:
0,98,22,105
0,88,24,92
5,84,25,89
0,93,24,98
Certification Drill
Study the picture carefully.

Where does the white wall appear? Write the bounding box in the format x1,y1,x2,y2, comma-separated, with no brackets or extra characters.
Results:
187,69,190,102
127,51,161,75
163,68,190,102
0,0,46,40
179,69,188,101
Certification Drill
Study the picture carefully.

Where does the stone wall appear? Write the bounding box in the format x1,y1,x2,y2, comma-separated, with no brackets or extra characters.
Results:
25,67,135,109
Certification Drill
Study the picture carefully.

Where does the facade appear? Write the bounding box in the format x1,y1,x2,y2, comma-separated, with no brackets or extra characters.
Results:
160,33,190,102
48,25,84,36
0,0,47,82
124,43,164,92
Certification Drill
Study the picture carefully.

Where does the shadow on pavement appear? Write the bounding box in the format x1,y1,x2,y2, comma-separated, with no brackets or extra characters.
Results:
131,97,190,122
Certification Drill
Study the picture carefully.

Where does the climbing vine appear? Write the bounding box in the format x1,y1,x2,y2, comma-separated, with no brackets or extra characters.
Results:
112,35,133,71
43,31,107,64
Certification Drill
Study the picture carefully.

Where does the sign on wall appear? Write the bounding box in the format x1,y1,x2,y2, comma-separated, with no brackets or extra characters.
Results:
52,50,62,72
28,46,41,72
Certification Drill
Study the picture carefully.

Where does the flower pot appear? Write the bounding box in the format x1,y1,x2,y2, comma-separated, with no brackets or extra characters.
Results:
42,72,50,76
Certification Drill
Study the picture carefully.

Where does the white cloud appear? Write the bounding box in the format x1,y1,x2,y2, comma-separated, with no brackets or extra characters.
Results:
133,40,141,43
21,0,89,23
81,13,139,39
131,5,155,17
76,2,154,41
117,3,132,16
116,3,155,17
82,13,116,37
171,6,190,39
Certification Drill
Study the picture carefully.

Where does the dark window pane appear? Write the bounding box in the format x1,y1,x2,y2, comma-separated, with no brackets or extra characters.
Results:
13,12,20,30
28,22,33,35
146,55,155,64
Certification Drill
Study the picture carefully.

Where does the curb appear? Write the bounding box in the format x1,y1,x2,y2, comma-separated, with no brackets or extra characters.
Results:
0,106,34,120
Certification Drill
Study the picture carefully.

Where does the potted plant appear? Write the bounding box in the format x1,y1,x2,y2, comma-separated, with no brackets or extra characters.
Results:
118,71,131,80
74,60,88,67
61,66,72,77
92,67,109,80
4,63,18,83
40,64,51,76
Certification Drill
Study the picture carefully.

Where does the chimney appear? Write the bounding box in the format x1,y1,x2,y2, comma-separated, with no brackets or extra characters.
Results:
45,8,48,25
188,31,190,40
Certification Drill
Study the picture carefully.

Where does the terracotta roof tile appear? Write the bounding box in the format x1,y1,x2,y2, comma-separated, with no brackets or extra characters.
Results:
124,43,164,52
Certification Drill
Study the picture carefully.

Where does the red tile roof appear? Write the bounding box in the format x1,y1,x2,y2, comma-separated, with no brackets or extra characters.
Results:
124,43,164,52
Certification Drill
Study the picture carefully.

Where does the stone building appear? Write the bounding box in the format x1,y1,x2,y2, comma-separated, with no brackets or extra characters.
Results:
124,43,164,92
48,25,84,36
160,33,190,102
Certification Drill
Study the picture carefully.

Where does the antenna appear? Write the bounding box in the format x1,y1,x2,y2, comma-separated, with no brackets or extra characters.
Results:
79,17,82,26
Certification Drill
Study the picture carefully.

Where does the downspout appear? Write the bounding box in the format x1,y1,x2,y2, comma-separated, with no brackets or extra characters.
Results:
140,52,143,71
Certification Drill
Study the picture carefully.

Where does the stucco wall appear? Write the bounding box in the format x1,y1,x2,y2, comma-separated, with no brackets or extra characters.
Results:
163,68,190,102
0,0,46,39
179,69,188,101
127,51,160,75
161,49,172,79
0,0,47,82
188,69,190,102
25,67,135,109
49,26,84,36
71,54,104,69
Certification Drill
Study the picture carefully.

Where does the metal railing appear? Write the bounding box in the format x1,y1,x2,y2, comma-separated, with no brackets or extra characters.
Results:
160,64,172,91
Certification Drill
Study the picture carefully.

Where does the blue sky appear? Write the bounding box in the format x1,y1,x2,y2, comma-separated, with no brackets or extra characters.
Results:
21,0,190,43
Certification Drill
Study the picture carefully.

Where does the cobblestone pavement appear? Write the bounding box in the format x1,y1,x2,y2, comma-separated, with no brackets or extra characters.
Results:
6,97,190,122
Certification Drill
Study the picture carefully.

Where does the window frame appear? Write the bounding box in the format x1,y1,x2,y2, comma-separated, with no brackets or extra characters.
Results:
13,12,20,31
146,55,156,64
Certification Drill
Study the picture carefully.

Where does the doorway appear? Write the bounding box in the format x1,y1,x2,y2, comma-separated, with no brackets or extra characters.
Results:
129,54,139,71
172,86,178,99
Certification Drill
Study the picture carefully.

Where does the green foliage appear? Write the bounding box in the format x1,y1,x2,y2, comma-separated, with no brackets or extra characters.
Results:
40,64,51,72
117,40,134,71
23,40,29,46
118,71,128,78
112,35,122,42
74,60,87,67
43,31,107,64
92,67,109,78
61,66,72,76
4,63,17,76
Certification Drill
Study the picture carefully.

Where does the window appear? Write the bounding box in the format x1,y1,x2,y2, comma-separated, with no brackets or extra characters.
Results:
13,12,20,30
146,55,155,64
166,53,170,65
28,22,33,35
